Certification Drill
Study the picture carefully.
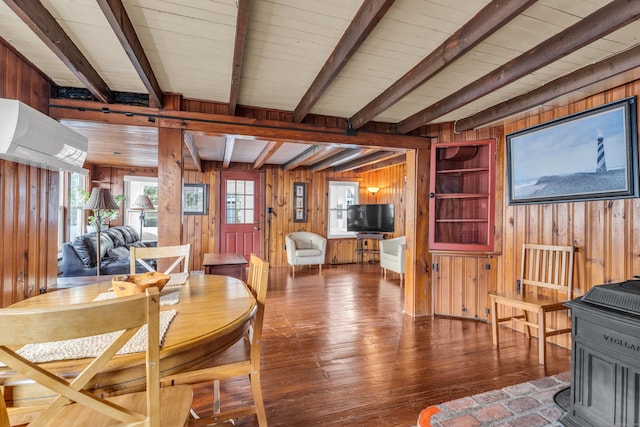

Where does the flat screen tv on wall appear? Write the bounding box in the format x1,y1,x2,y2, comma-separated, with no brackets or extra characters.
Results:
346,204,395,233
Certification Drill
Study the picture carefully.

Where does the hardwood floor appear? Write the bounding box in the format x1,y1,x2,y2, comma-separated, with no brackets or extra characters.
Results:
192,263,571,426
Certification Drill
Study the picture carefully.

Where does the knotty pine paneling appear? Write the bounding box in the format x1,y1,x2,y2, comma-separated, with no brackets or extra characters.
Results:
264,166,362,268
162,161,409,270
428,79,640,350
0,39,56,307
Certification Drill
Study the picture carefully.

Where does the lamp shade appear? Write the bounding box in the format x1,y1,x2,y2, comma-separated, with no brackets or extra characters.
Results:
83,188,119,210
367,186,380,194
130,194,155,211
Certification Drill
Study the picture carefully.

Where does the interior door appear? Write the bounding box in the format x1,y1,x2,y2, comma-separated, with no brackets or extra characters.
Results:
219,171,262,259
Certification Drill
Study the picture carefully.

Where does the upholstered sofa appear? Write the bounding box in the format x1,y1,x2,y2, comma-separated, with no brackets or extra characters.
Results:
380,236,406,284
285,231,327,275
61,225,156,277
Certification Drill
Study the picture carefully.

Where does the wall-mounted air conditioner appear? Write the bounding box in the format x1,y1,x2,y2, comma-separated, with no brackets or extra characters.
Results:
0,98,88,174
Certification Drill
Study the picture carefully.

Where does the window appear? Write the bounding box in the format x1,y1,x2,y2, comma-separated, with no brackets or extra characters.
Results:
68,172,86,241
124,176,158,240
58,171,87,248
328,181,358,238
225,179,255,224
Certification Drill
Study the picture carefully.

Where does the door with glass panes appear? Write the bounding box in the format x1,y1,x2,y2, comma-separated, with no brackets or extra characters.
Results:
219,171,262,259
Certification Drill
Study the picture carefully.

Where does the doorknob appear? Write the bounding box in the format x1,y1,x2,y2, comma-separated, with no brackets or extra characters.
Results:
254,226,260,230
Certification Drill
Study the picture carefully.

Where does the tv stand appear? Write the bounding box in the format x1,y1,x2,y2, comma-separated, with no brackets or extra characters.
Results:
356,233,385,263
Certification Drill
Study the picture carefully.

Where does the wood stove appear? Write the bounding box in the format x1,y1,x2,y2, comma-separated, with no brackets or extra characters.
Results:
562,280,640,426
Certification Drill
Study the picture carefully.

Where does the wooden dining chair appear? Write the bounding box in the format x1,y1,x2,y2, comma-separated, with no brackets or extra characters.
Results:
130,243,191,274
161,254,269,426
488,243,575,365
0,287,193,426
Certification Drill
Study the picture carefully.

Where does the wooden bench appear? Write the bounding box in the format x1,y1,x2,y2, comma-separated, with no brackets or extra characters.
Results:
489,243,575,365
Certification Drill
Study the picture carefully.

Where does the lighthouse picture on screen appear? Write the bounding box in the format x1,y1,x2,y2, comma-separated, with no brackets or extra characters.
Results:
506,96,638,205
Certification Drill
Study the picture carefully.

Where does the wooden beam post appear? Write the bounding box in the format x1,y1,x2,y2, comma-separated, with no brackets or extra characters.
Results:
157,127,183,250
404,148,431,316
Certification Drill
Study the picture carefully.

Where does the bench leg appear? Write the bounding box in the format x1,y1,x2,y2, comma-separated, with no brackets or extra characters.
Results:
490,297,499,347
538,309,546,365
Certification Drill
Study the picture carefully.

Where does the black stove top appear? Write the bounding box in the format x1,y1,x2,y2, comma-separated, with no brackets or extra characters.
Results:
578,279,640,316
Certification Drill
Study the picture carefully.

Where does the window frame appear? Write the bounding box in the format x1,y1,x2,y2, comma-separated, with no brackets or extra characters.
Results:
124,175,159,240
59,171,87,248
327,181,359,239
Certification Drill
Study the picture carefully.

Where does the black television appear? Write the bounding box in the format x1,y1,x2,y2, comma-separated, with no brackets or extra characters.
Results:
346,204,395,233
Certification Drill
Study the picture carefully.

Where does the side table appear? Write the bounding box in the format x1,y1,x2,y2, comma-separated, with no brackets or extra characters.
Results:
202,253,248,280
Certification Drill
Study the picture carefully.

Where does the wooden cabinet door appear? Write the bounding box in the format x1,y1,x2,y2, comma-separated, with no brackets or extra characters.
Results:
432,254,495,321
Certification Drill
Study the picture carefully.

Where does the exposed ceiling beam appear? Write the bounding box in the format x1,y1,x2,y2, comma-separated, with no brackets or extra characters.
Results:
49,98,430,150
282,146,322,170
183,133,202,172
253,140,283,169
223,136,236,168
228,0,251,116
333,150,402,172
97,0,163,108
4,0,113,103
308,148,361,172
292,0,395,123
396,0,640,134
455,44,640,132
292,145,333,169
349,0,537,129
354,153,406,174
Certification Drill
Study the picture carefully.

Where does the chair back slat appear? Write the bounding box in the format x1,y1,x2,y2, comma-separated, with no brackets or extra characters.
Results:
247,255,269,371
130,243,191,274
520,243,574,300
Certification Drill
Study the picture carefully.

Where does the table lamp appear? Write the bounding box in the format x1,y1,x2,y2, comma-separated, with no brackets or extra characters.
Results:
83,188,119,276
130,194,155,239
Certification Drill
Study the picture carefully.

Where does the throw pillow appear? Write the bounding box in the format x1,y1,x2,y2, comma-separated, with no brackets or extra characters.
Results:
108,246,130,259
71,236,97,268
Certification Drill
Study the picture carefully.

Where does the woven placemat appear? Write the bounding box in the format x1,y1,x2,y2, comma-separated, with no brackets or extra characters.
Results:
14,309,177,363
166,272,189,287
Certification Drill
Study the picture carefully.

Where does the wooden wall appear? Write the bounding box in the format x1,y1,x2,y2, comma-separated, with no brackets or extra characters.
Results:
96,160,408,272
180,162,408,270
0,39,57,306
427,81,640,348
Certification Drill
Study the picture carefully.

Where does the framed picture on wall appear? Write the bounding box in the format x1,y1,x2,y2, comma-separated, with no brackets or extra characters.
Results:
293,182,307,223
183,184,208,215
506,96,639,205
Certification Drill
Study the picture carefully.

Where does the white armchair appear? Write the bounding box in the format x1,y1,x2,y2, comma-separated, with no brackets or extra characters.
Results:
380,236,406,284
286,231,327,275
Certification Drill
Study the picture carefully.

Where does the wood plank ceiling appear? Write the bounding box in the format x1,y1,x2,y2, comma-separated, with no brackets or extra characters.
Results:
2,0,640,171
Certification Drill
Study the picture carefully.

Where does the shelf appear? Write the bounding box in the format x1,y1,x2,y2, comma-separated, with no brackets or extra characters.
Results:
356,233,383,263
432,193,490,199
429,139,496,252
436,218,487,223
436,167,489,175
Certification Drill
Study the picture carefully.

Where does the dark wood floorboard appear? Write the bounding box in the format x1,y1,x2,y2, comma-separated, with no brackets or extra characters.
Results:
192,263,571,426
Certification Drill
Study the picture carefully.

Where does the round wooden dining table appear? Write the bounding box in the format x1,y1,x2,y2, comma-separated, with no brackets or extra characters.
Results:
3,274,256,403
